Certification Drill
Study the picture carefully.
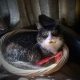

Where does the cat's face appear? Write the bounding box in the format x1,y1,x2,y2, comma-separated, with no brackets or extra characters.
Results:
37,24,63,54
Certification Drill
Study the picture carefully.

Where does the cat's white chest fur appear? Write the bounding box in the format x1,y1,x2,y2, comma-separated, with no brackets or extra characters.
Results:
40,32,63,54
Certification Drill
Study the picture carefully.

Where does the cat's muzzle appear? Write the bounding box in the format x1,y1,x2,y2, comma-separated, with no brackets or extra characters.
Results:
49,40,56,44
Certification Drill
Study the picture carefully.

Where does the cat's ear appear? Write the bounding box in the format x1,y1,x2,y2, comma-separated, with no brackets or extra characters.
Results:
36,23,42,30
39,14,55,27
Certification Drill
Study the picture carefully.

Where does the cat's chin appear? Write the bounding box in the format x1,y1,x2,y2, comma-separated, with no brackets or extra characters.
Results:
39,43,57,54
38,40,63,54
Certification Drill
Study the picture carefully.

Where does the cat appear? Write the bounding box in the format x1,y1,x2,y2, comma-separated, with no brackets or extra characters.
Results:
37,15,64,56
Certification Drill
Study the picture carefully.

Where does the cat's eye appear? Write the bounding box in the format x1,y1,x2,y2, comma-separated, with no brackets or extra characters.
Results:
42,32,48,38
51,31,58,36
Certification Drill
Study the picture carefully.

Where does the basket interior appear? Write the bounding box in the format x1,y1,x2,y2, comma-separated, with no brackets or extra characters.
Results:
1,31,42,69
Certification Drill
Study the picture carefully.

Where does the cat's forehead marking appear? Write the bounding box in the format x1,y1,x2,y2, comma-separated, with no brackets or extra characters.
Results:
48,31,51,35
47,31,52,39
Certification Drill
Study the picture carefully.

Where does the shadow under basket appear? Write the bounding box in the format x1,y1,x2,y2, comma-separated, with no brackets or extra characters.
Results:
0,29,69,77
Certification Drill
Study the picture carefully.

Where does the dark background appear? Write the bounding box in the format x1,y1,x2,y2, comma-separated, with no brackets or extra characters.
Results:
0,0,80,80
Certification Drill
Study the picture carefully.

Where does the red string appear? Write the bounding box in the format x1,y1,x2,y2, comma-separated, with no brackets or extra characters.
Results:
36,51,63,66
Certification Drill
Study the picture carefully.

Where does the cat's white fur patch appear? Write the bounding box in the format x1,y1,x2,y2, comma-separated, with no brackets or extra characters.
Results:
40,32,63,54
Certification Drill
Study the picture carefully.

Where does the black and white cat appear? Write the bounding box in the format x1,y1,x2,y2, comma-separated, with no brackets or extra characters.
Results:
37,15,64,56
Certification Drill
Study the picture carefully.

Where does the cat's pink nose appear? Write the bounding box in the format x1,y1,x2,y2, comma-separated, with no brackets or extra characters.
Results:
49,40,56,44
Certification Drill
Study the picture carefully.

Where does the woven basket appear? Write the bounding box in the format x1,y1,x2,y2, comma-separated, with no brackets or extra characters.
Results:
0,29,69,77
